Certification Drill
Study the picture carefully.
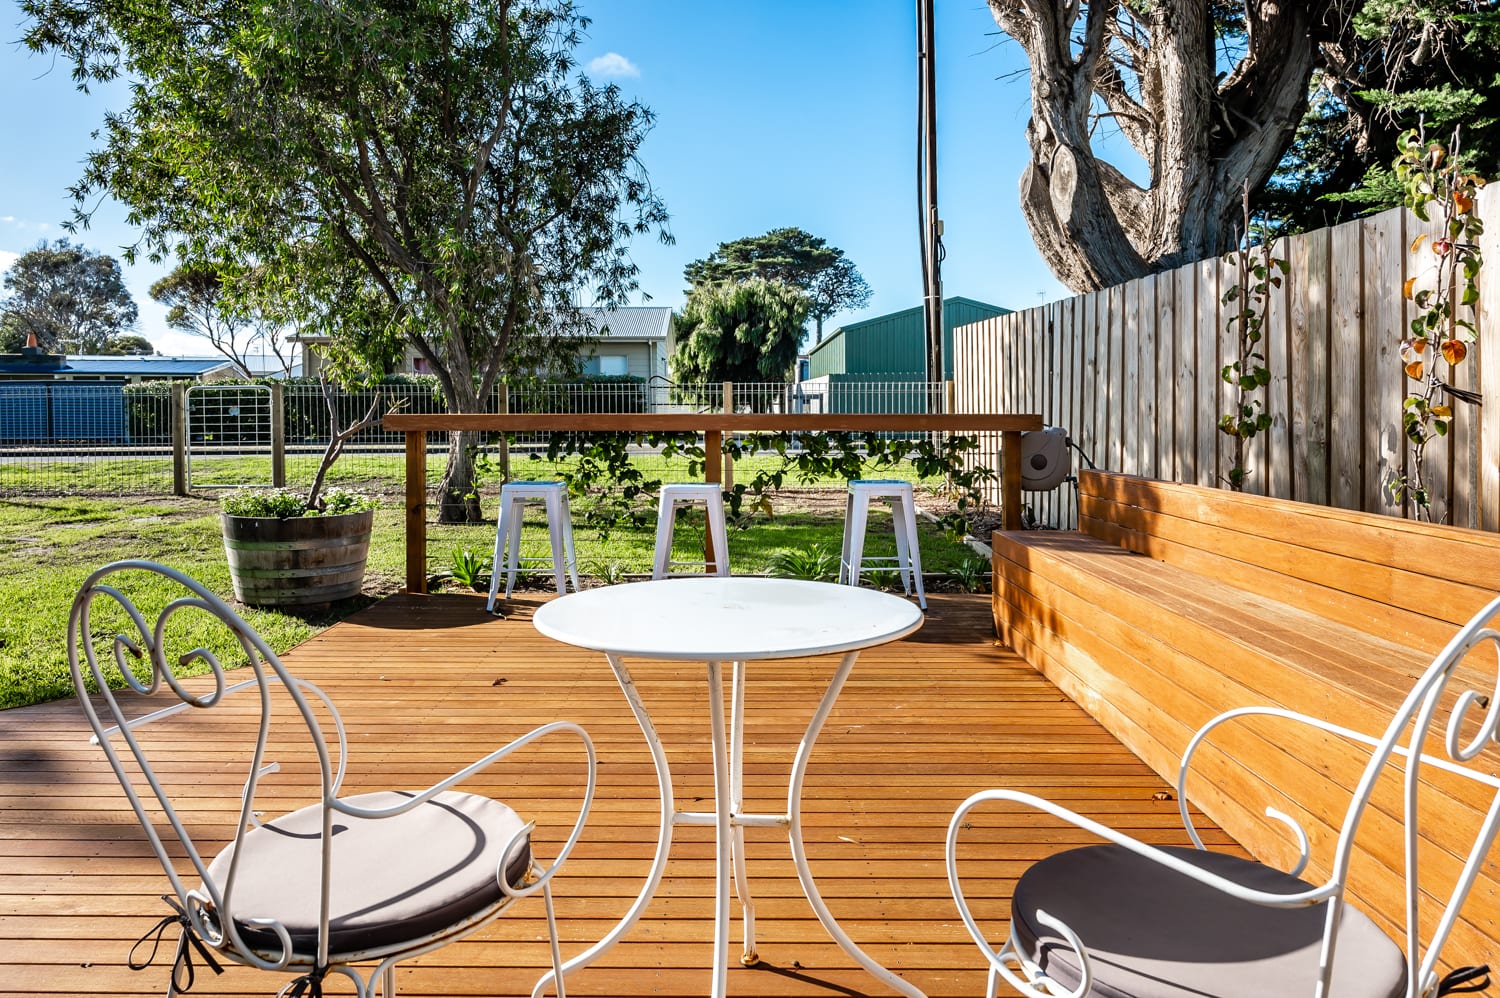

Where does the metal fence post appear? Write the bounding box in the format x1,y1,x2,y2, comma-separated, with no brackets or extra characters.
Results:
270,382,286,488
171,382,188,496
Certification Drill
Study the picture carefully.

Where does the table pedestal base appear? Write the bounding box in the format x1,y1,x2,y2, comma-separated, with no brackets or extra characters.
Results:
531,650,926,998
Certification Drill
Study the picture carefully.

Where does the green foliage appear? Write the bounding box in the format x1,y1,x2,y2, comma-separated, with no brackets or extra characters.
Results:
21,0,670,523
448,547,491,590
222,487,378,518
522,429,995,544
1219,183,1288,491
766,543,839,582
683,227,872,342
668,278,809,392
1390,123,1486,520
1261,5,1500,232
860,568,902,591
509,375,650,414
589,559,629,585
0,238,139,353
948,552,990,594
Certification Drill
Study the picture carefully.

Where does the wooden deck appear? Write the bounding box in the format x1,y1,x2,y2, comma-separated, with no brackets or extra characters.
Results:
0,591,1236,998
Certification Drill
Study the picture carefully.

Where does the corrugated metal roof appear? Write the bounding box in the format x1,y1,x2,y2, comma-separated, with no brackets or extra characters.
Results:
0,355,236,377
582,307,672,340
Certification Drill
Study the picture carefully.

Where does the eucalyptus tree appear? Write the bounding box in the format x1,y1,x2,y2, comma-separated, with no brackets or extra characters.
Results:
0,239,138,353
987,1,1331,291
150,265,285,377
987,1,1500,290
23,0,670,521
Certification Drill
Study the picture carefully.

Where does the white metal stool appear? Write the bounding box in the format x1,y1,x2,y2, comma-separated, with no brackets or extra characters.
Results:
652,483,730,579
487,481,580,612
839,479,926,610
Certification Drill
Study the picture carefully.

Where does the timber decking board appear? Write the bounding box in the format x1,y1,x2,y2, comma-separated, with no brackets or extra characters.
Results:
0,591,1224,998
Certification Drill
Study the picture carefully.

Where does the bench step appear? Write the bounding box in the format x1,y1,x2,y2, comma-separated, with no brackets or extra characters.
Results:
992,528,1500,966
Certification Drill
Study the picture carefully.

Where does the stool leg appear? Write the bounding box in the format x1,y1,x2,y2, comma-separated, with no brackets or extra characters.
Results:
486,495,510,613
890,497,913,596
560,493,580,592
839,490,855,585
707,492,729,577
844,493,869,588
899,493,927,610
505,496,525,598
546,494,568,595
652,498,676,580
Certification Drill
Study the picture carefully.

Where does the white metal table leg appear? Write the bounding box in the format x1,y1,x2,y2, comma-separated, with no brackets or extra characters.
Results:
729,658,758,966
530,652,677,998
706,659,732,998
787,650,928,998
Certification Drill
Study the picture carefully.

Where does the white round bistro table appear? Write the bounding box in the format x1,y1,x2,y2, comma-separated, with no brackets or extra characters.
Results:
531,576,926,998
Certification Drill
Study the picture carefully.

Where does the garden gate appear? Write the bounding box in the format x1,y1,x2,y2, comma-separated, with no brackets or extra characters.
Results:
185,384,274,491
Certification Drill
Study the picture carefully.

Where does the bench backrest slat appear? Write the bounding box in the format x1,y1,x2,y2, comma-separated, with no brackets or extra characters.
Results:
1078,470,1500,654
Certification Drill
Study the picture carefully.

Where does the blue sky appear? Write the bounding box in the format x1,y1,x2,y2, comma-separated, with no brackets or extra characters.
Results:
0,0,1069,356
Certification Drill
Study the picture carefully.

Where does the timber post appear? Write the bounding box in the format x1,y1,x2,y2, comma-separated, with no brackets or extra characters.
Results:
405,429,428,594
171,383,188,496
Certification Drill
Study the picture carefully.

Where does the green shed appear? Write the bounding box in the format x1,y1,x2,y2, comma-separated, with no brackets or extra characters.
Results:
805,296,1010,381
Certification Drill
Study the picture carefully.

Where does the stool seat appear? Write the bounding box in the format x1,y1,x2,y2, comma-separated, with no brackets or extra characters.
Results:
840,479,926,610
653,484,729,579
487,481,579,611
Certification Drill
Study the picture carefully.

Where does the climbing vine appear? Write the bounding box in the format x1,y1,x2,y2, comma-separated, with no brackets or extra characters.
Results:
1392,123,1486,520
1218,181,1287,491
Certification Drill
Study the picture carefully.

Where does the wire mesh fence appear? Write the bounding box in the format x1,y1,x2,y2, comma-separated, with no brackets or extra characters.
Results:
0,378,956,497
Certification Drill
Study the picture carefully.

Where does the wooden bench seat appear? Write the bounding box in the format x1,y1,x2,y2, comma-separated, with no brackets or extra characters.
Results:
992,470,1500,973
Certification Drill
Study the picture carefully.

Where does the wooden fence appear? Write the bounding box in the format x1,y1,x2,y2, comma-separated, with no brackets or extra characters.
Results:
954,189,1500,531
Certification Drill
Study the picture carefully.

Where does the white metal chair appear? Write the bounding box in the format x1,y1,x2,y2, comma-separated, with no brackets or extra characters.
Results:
947,596,1500,998
70,560,596,998
488,480,580,611
651,483,729,579
839,479,926,609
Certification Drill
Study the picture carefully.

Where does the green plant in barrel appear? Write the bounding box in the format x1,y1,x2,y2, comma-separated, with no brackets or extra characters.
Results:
1394,124,1485,521
1219,181,1287,491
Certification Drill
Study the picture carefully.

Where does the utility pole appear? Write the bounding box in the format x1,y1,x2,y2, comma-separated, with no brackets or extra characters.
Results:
916,0,944,413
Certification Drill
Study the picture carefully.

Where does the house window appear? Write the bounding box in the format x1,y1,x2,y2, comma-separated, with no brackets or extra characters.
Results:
584,354,628,376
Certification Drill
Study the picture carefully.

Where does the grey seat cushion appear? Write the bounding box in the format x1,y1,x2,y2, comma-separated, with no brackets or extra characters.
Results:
1010,844,1406,998
206,790,530,958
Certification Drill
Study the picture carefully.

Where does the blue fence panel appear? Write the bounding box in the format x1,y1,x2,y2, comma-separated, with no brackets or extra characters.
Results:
0,384,49,441
0,382,128,443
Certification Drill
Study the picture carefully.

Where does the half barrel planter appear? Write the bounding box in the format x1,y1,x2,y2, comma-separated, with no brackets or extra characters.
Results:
221,510,374,608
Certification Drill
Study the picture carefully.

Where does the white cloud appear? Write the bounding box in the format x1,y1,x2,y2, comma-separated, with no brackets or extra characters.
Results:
587,52,639,79
0,250,16,274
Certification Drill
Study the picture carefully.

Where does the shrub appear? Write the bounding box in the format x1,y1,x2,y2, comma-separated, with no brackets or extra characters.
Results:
222,487,378,518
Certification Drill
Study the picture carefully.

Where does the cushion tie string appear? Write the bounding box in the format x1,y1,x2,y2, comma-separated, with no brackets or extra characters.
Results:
280,966,328,997
127,895,224,996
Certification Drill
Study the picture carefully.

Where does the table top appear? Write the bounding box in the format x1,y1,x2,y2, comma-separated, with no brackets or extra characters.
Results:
532,577,924,660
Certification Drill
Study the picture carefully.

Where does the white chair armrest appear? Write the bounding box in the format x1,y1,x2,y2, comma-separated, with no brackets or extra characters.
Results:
947,789,1337,998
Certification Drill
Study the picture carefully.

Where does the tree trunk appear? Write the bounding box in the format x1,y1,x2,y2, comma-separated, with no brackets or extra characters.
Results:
436,429,485,524
991,1,1323,292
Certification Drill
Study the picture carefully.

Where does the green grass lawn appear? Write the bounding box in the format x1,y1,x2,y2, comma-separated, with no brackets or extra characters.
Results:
1,485,986,711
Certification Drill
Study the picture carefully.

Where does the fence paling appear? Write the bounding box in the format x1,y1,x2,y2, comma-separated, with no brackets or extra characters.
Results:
953,189,1500,531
